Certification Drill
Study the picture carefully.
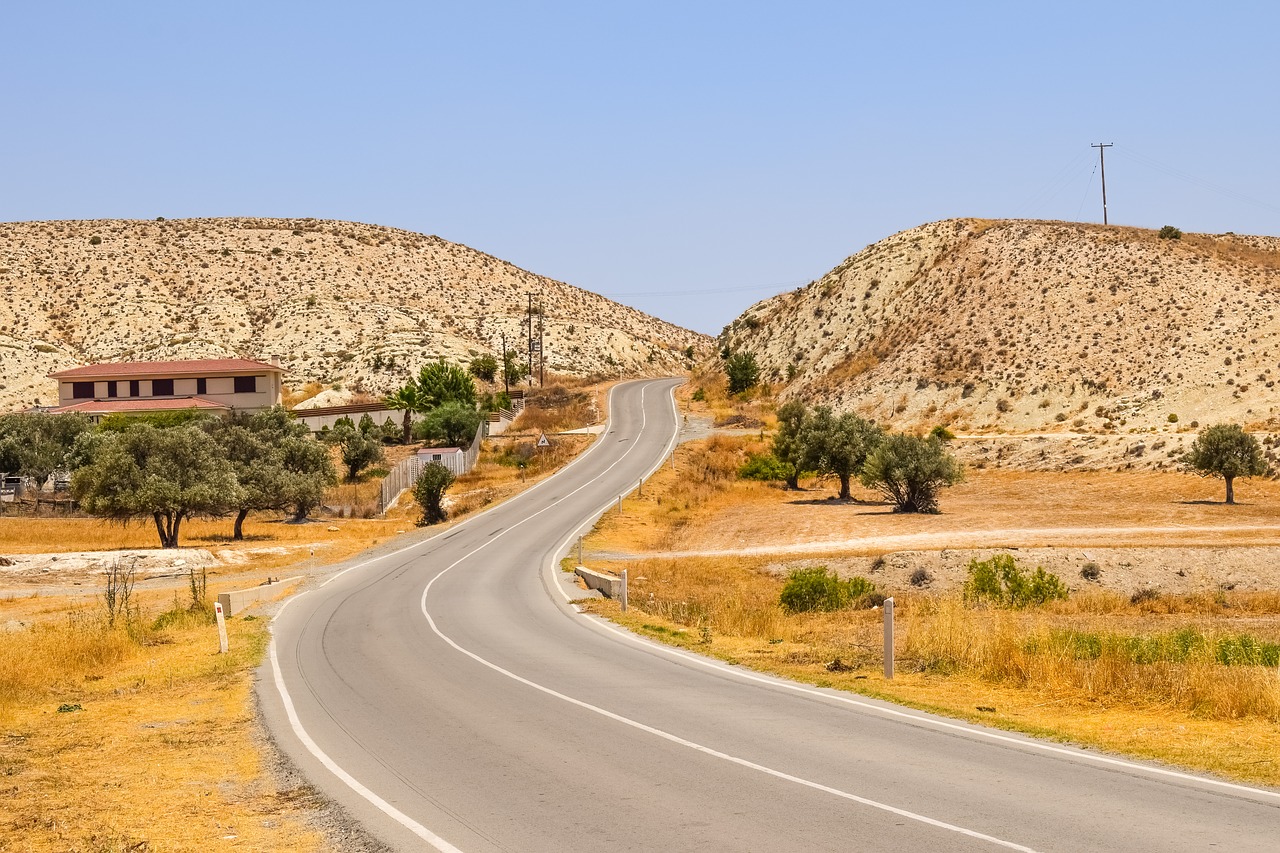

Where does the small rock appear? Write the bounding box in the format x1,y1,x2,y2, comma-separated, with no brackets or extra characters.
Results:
976,706,996,713
326,526,339,532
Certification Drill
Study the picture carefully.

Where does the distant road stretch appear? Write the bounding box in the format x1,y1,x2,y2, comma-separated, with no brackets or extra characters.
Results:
261,378,1280,852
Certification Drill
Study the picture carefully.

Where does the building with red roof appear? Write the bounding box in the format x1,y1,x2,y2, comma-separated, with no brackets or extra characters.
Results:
48,357,284,419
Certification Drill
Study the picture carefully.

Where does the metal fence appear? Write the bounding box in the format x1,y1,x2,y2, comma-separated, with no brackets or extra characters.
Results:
378,420,484,514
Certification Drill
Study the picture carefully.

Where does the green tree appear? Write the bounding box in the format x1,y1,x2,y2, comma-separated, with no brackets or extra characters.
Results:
0,413,92,511
1183,423,1267,504
414,401,483,448
799,407,883,499
414,360,476,409
860,433,964,513
469,354,499,383
71,424,242,548
724,351,760,394
383,384,421,445
771,400,809,489
503,349,528,390
209,407,335,538
340,429,384,482
413,461,455,525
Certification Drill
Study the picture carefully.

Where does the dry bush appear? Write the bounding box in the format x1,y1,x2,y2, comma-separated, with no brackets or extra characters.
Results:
512,385,594,433
0,612,136,716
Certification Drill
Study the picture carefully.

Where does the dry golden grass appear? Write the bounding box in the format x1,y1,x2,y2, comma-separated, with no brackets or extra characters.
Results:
580,434,1280,786
0,392,609,851
0,587,322,851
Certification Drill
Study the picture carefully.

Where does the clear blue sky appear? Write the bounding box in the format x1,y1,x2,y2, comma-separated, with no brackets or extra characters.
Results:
4,2,1277,334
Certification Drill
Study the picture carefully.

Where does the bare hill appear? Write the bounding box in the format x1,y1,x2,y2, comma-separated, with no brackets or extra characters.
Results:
722,218,1280,436
0,217,706,410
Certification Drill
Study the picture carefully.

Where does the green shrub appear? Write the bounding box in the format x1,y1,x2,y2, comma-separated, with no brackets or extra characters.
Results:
89,235,102,246
738,451,790,481
691,388,706,402
779,566,876,612
963,554,1067,608
1167,413,1179,423
1158,225,1183,240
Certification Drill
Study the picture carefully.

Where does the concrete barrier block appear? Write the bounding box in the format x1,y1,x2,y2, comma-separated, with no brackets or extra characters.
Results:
216,575,304,616
574,566,622,599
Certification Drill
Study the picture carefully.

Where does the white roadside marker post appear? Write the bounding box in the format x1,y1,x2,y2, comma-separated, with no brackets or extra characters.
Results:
620,569,628,613
617,494,623,515
883,597,895,680
577,536,584,565
215,600,229,654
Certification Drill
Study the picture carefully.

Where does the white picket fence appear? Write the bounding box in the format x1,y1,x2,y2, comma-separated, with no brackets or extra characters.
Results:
378,421,484,514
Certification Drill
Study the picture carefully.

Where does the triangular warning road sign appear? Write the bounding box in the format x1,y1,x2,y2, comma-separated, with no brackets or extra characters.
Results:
536,433,550,447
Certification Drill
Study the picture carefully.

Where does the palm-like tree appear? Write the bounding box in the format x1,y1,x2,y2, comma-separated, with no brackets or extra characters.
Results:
383,384,421,444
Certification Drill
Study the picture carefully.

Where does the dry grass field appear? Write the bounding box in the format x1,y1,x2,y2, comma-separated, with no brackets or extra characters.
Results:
0,400,606,851
579,429,1280,786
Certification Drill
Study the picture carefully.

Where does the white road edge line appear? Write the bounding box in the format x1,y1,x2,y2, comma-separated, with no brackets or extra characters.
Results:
420,382,1039,852
264,379,661,853
545,387,1280,805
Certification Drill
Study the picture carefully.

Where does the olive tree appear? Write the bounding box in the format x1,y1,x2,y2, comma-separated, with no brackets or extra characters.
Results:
71,424,242,548
413,462,455,525
210,407,336,537
770,400,809,489
798,407,883,499
0,413,92,511
415,401,483,448
1183,423,1268,504
860,433,963,514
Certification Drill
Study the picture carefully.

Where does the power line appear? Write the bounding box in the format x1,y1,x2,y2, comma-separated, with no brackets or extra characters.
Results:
598,281,806,298
1114,145,1280,216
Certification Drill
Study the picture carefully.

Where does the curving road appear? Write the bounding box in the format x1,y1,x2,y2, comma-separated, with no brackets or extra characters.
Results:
260,379,1280,852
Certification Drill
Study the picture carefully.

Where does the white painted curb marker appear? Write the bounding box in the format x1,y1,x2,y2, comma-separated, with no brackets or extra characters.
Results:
882,597,894,680
214,600,229,654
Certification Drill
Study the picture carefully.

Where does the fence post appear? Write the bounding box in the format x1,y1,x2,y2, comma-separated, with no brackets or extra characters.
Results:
883,597,895,680
620,569,628,613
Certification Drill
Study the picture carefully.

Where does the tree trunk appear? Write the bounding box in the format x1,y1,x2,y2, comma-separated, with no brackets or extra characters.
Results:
170,512,185,548
153,512,168,548
402,409,413,444
1225,476,1235,505
233,508,249,541
838,473,852,500
785,473,799,490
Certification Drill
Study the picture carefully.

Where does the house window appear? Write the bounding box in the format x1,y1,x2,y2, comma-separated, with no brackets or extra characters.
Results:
233,375,257,393
196,378,207,395
152,378,175,396
71,381,94,399
129,380,140,397
107,381,118,398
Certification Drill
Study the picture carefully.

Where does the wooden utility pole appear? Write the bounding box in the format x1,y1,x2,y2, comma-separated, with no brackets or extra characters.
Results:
538,293,545,387
1092,142,1114,224
500,333,509,394
526,293,534,387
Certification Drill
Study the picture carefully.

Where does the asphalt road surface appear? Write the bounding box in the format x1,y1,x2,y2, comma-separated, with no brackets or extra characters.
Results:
261,378,1280,852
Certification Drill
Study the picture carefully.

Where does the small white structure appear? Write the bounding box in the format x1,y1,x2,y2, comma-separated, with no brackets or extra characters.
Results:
416,446,467,475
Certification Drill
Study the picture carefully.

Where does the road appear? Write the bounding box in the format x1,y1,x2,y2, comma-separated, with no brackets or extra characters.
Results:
261,378,1279,852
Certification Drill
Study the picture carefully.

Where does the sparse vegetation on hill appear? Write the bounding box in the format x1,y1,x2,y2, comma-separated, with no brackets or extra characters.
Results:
0,217,707,410
720,218,1280,440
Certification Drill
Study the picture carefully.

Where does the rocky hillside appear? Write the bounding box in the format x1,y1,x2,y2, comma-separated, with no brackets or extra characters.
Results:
722,218,1280,435
0,218,706,410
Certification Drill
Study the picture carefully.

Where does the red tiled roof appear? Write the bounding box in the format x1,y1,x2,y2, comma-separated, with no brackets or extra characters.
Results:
49,358,283,380
49,396,230,414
